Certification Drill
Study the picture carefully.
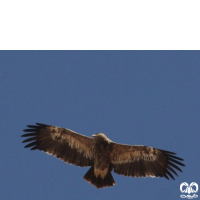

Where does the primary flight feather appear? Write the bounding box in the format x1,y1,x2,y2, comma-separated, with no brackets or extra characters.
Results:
22,123,185,189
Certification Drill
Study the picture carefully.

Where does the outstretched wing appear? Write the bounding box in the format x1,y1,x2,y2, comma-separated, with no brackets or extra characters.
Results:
110,143,185,180
22,123,94,167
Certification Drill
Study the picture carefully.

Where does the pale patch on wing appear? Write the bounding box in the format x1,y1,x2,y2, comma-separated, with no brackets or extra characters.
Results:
50,127,94,159
111,144,157,164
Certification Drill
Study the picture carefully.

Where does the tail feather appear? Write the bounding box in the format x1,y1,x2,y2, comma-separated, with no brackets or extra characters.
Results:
84,166,115,189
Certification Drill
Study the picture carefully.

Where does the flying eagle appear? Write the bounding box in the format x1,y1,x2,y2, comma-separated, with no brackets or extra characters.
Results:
22,123,185,189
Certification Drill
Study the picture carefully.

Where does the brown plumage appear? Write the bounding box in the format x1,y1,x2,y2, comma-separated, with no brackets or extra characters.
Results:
22,123,185,189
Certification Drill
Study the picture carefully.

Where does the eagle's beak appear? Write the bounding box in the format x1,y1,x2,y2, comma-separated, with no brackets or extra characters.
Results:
92,134,96,137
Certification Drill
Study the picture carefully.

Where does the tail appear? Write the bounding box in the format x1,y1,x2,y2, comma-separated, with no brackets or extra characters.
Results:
83,166,115,189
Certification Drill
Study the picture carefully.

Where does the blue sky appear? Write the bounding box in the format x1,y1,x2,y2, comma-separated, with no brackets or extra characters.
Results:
1,51,199,200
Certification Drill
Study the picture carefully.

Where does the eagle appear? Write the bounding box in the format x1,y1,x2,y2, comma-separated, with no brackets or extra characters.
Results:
22,123,185,189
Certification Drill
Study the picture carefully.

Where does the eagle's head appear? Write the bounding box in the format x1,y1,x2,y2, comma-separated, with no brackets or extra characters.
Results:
92,133,112,143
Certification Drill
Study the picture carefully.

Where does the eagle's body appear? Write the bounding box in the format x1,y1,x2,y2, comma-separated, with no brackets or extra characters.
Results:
22,123,185,189
93,134,111,178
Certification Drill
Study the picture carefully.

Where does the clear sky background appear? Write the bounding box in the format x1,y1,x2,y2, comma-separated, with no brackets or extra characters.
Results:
1,51,200,200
